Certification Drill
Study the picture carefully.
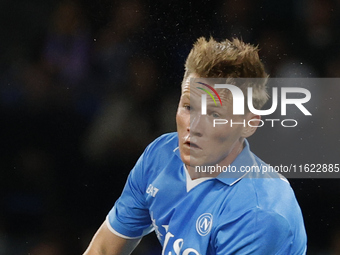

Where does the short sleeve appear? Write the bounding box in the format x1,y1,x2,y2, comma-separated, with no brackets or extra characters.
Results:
107,150,153,239
213,208,298,255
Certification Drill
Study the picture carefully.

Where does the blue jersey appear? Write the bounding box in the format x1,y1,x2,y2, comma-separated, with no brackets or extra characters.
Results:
107,133,307,254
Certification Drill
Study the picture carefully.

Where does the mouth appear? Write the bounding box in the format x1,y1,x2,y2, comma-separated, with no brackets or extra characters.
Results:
184,140,201,149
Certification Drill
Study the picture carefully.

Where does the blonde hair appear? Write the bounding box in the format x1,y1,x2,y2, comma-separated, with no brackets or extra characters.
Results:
184,37,269,109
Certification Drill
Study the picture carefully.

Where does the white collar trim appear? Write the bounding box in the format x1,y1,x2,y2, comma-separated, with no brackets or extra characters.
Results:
184,164,213,192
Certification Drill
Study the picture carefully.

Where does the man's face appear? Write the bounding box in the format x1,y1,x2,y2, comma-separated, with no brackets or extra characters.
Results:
176,73,257,168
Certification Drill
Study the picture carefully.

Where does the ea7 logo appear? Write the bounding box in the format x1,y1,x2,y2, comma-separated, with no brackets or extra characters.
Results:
196,213,213,236
146,184,159,197
200,84,312,116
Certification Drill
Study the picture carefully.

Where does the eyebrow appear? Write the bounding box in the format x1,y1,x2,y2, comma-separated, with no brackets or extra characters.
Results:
206,104,222,108
181,94,190,100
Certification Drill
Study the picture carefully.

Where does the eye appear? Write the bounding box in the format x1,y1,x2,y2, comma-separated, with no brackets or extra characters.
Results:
184,104,191,111
212,112,220,118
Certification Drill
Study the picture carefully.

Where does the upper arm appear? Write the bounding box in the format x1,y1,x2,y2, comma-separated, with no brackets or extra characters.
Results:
83,220,141,255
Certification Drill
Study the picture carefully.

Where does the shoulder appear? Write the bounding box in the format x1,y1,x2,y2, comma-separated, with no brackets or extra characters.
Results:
214,143,307,253
216,170,306,253
231,162,303,225
217,149,296,217
118,132,180,204
215,174,296,223
248,155,301,216
134,132,181,180
142,132,179,162
144,132,178,153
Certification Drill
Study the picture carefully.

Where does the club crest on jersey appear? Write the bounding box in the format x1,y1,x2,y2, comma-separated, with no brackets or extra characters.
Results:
196,213,213,236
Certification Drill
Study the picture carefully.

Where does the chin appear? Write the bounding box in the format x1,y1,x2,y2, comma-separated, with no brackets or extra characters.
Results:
185,157,205,167
180,154,190,166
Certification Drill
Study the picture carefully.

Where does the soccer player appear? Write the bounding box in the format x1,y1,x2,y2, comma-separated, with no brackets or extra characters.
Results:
83,37,307,254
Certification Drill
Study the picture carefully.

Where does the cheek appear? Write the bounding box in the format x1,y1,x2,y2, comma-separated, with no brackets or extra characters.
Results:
176,111,181,128
176,109,187,130
209,126,241,143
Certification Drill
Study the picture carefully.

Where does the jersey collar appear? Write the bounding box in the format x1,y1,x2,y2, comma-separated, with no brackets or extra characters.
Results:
216,139,257,186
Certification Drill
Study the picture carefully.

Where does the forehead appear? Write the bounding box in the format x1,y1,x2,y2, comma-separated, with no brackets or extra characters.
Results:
182,74,232,103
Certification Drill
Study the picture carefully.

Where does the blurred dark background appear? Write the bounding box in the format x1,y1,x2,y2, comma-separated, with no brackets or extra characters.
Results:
0,0,339,254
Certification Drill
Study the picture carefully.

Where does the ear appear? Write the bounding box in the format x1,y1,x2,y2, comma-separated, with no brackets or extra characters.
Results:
241,113,261,138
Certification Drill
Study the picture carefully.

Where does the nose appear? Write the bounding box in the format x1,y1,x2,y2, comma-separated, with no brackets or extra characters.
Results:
189,113,203,137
